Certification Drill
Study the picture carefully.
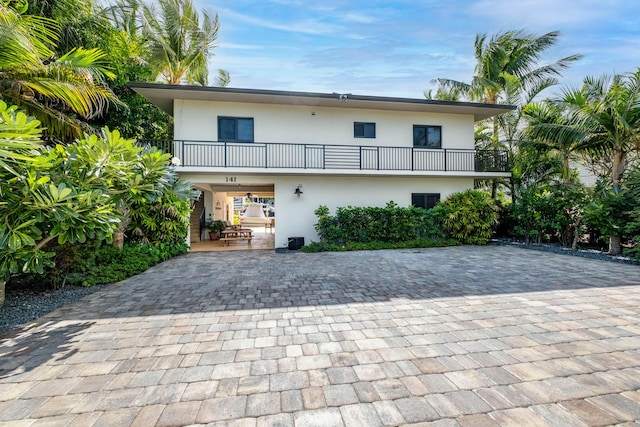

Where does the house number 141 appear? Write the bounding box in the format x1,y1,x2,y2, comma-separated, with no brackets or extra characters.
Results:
226,177,237,182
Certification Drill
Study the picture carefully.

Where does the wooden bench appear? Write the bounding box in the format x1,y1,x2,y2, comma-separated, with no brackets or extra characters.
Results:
219,237,252,246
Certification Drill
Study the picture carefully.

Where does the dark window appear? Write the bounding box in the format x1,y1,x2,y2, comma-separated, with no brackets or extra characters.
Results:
412,193,440,210
413,125,441,148
354,122,376,138
218,117,254,142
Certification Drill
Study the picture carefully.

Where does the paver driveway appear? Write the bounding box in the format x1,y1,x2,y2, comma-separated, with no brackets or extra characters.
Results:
1,246,640,426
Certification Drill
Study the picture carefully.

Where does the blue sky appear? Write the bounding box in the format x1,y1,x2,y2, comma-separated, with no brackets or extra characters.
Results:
196,0,640,99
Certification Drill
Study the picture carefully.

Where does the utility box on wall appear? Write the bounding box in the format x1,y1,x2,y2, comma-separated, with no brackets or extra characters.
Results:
288,237,304,250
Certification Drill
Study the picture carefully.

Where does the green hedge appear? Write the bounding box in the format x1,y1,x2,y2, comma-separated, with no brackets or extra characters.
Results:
301,238,460,253
313,201,445,245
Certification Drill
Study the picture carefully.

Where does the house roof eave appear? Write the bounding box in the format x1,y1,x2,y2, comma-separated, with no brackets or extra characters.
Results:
129,83,516,121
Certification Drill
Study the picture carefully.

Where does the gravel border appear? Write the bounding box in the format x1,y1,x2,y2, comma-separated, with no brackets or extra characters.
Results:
490,238,640,266
0,282,112,336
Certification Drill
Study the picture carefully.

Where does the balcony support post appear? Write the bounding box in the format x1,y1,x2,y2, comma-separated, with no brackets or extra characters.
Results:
444,149,447,171
323,145,326,169
411,147,414,171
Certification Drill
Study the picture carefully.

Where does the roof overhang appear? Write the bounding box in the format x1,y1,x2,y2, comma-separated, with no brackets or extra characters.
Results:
129,83,516,122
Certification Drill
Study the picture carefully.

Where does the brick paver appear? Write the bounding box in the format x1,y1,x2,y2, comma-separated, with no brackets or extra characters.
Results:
1,246,640,425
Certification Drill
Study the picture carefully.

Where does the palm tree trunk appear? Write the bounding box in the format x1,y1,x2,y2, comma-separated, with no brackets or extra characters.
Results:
571,216,582,251
611,148,626,191
0,280,5,309
113,204,130,249
563,155,571,186
608,235,622,255
608,149,626,254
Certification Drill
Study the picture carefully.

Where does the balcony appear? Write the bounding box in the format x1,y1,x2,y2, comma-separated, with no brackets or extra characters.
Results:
144,140,509,173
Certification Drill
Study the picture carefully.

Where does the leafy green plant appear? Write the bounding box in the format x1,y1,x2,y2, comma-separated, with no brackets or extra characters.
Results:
439,190,498,245
0,103,117,282
128,176,196,244
510,183,588,247
0,103,196,306
205,218,226,233
63,241,188,287
584,181,636,255
623,166,640,259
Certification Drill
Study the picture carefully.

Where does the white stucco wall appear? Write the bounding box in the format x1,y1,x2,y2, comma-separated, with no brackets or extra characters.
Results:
273,175,472,248
181,172,472,249
211,192,228,221
173,99,475,150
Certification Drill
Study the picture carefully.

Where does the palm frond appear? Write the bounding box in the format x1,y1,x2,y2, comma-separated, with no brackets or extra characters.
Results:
0,4,118,140
141,0,220,85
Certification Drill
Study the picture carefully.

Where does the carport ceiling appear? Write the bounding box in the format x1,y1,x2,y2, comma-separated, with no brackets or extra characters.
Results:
206,183,274,197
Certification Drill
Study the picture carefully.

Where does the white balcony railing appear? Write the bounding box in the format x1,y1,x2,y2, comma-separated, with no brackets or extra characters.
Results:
143,140,510,173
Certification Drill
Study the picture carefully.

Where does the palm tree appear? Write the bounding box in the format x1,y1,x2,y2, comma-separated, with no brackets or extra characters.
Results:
27,0,109,55
0,3,118,139
141,0,226,86
430,29,581,146
531,71,640,255
429,30,581,198
432,30,581,107
104,0,144,39
523,100,587,186
564,71,640,191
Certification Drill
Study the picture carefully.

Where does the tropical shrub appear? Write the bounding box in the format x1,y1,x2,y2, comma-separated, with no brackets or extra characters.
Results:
127,177,197,244
510,186,541,243
623,166,640,259
0,103,194,305
0,102,116,280
494,199,516,238
625,215,640,260
584,178,639,255
439,190,499,245
63,242,189,287
511,183,588,247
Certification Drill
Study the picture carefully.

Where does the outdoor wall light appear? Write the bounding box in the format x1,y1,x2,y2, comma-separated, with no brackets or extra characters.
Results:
294,185,303,197
246,192,252,199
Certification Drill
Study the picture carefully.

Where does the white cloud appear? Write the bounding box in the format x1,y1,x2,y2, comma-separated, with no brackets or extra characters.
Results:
217,7,341,36
341,12,377,24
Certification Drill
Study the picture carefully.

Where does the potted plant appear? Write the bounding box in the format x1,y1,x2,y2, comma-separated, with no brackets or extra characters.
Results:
205,219,226,240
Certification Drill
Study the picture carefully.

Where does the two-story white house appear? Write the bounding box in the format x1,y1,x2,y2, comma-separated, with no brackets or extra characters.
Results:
130,84,514,249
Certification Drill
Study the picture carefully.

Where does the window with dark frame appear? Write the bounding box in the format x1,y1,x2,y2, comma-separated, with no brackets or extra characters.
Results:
413,125,441,148
218,117,254,142
411,193,441,210
354,122,376,138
